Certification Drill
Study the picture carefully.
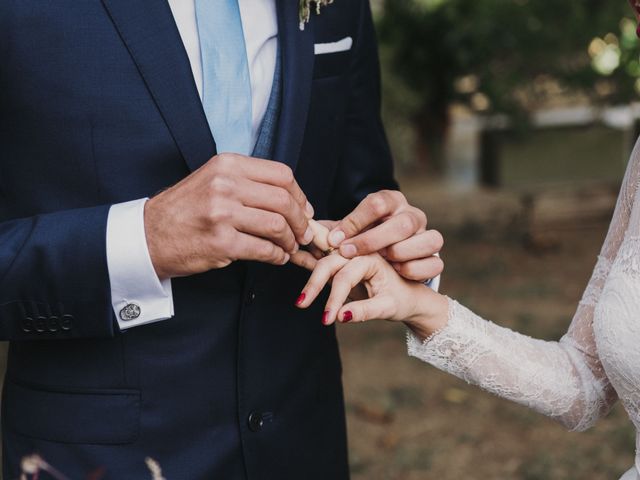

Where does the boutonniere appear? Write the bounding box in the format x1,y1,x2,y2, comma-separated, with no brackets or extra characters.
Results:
299,0,335,30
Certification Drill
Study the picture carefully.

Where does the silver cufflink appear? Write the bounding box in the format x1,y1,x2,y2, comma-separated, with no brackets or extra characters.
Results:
119,303,141,321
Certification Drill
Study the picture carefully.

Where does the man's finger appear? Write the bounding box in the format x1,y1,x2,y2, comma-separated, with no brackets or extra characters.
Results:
385,230,444,263
318,220,339,231
392,256,444,282
221,155,313,218
338,210,423,258
290,250,318,272
306,244,325,260
240,178,313,245
328,190,406,247
234,207,298,254
231,232,290,266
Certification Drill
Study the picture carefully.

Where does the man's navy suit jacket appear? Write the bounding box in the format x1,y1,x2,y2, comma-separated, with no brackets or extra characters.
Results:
0,0,396,478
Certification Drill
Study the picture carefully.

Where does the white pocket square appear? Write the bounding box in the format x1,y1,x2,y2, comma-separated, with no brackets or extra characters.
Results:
314,37,353,55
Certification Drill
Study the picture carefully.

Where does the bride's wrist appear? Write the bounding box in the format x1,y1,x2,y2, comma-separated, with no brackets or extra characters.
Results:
403,288,449,341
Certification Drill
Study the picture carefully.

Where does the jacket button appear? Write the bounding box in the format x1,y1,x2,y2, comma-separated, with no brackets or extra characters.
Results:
60,314,74,331
48,316,59,332
35,316,47,333
248,412,264,432
246,291,256,305
20,317,34,333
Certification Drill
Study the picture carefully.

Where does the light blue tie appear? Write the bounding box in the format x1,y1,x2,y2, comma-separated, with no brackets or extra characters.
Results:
195,0,253,155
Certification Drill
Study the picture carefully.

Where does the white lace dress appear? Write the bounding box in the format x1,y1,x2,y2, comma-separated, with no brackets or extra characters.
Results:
408,139,640,480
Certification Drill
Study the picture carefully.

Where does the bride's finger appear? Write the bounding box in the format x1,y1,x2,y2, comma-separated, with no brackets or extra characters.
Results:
323,257,376,325
337,296,396,324
296,254,349,308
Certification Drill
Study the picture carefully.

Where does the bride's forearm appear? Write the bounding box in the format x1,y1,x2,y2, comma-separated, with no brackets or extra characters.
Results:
403,288,450,341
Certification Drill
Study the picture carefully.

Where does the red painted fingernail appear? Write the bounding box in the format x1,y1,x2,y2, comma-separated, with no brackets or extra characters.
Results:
322,311,330,325
295,292,306,306
342,311,353,323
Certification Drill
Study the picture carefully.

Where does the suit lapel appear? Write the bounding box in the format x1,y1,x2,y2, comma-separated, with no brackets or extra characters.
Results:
274,0,315,171
101,0,215,172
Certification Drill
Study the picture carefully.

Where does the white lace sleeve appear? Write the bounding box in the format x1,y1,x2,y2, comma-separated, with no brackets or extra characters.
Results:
408,139,640,432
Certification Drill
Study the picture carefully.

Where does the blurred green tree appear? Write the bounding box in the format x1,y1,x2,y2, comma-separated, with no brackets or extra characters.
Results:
377,0,638,171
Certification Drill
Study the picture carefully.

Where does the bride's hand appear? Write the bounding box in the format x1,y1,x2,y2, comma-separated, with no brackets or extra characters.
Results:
294,252,449,339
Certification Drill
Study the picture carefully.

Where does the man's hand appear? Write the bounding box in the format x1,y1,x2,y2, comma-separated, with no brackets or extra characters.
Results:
327,191,443,282
145,153,315,279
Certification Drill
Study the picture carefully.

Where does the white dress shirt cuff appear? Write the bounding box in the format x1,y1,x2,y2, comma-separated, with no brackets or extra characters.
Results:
426,275,441,292
106,199,174,330
425,252,441,292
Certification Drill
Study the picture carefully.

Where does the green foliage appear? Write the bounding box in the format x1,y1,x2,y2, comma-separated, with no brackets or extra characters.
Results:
377,0,638,121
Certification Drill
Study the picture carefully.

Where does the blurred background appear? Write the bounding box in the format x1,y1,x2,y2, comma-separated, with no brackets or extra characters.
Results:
338,0,640,479
2,1,640,479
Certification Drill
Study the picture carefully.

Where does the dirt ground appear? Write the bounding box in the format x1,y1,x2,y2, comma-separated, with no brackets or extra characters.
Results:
339,180,634,480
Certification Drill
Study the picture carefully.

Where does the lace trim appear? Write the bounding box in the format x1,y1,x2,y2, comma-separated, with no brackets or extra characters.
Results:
407,299,609,432
579,256,612,307
405,298,453,347
611,236,640,279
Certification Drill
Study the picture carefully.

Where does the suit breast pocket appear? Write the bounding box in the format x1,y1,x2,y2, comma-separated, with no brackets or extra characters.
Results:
313,37,353,79
3,380,141,445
